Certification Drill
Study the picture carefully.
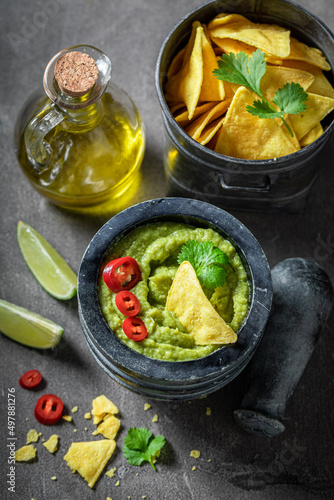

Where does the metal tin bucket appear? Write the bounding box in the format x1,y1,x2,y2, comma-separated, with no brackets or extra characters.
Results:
155,0,334,212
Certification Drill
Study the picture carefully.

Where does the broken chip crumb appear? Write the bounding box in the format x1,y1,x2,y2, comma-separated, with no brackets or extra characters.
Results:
206,407,212,416
105,466,117,478
107,497,112,500
84,427,88,431
208,459,212,462
93,414,121,440
152,414,158,423
71,406,78,413
115,480,120,486
192,466,197,471
62,415,73,423
190,450,201,459
15,444,37,462
73,429,77,433
26,429,42,444
144,403,151,411
51,476,57,481
43,434,59,453
64,439,116,488
92,395,119,419
84,412,92,420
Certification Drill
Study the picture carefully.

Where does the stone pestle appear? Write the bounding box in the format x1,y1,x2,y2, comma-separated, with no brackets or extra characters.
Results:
234,257,333,437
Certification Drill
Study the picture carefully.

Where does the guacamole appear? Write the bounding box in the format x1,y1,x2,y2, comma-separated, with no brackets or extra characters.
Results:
98,222,249,361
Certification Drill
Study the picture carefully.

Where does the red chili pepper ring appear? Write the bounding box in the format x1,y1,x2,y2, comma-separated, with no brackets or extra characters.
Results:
115,290,141,316
34,393,64,425
122,316,148,341
103,256,142,293
19,369,42,390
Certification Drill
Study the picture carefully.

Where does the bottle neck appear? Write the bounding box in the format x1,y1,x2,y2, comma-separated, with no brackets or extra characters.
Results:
59,96,104,132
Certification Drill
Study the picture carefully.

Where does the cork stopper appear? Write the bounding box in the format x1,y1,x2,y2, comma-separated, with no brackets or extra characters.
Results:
54,51,99,97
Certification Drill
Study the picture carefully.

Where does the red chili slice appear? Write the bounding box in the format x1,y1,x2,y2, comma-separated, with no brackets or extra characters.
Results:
34,394,64,425
103,256,142,293
122,316,148,341
115,290,141,316
19,369,42,390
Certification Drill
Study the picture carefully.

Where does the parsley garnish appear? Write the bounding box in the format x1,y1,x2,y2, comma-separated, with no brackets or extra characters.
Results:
177,240,229,290
213,49,308,137
123,427,165,470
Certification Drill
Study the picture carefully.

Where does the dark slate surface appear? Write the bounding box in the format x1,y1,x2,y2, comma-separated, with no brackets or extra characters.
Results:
1,1,334,499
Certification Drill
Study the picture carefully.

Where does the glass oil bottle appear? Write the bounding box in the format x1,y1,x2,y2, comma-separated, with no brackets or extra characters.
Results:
15,45,145,213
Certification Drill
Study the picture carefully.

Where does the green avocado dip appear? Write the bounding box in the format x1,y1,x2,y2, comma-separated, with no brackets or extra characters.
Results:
98,222,249,361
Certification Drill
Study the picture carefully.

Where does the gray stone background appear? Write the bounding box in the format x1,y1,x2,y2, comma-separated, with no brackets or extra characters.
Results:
0,0,333,499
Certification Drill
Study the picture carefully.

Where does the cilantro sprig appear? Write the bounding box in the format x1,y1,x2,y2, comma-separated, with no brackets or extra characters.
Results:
123,427,165,470
213,49,308,137
177,240,229,290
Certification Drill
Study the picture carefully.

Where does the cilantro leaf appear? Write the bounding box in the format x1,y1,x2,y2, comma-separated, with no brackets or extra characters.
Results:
213,49,308,136
213,49,266,97
177,240,229,290
247,82,308,119
246,99,284,119
123,427,165,470
272,82,308,115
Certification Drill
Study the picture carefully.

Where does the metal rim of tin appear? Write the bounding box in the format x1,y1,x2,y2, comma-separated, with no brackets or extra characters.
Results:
77,198,273,400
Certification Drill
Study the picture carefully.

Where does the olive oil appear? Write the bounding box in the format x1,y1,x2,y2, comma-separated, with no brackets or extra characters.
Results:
15,46,145,212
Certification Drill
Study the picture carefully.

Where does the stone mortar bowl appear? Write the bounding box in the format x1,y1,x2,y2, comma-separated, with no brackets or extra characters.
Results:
78,198,272,400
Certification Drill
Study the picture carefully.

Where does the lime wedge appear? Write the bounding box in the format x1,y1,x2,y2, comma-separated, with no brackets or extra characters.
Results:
17,221,77,300
0,299,63,349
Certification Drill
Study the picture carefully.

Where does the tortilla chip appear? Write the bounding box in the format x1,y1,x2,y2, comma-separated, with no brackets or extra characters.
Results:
279,60,334,99
174,101,216,127
165,21,204,118
92,415,121,441
164,12,333,156
165,22,227,119
15,444,37,462
43,434,59,454
280,117,300,150
196,116,226,145
92,395,119,418
285,37,330,71
200,24,226,102
167,46,186,79
64,440,116,488
289,92,334,140
208,13,290,58
215,86,299,159
261,66,314,101
169,103,187,115
211,37,284,65
299,122,324,147
184,99,231,140
166,261,237,345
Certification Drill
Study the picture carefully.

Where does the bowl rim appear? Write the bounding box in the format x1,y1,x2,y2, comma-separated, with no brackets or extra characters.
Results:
78,198,273,382
155,0,334,172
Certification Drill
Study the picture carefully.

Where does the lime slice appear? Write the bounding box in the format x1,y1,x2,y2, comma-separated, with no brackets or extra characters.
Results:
0,299,63,349
17,221,77,300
